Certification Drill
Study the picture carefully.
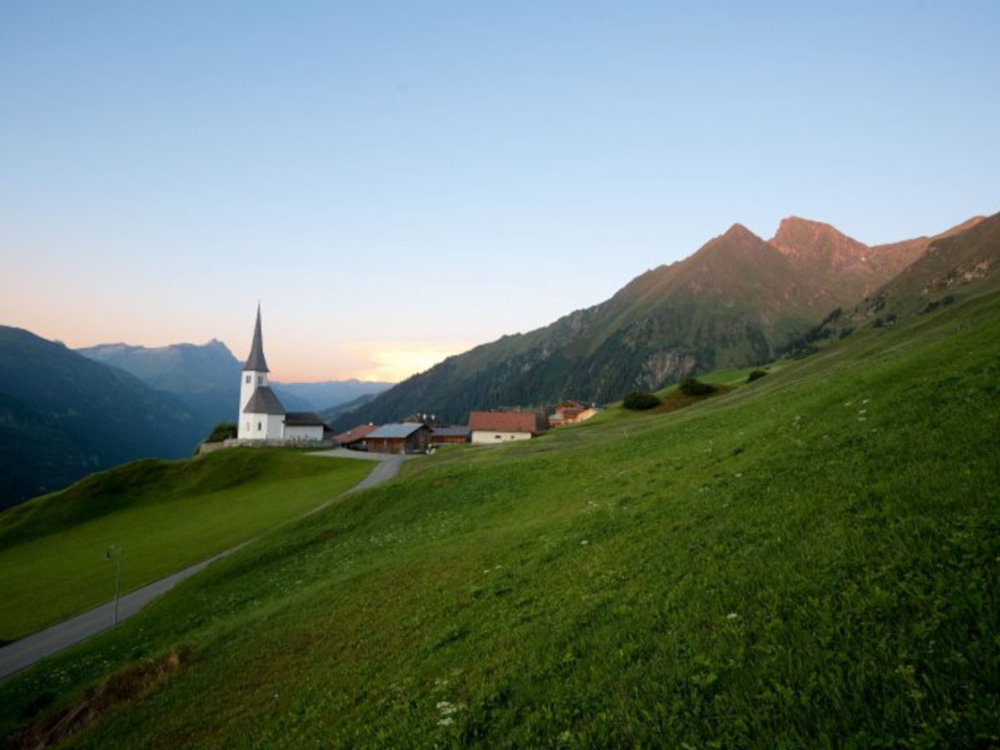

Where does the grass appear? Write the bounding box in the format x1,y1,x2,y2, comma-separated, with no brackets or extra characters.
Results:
1,291,999,747
0,450,372,641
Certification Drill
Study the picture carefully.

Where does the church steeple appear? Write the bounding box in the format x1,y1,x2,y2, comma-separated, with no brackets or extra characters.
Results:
243,304,270,373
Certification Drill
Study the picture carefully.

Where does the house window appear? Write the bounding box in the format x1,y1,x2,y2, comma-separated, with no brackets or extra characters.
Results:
257,375,264,384
257,422,262,431
245,375,251,384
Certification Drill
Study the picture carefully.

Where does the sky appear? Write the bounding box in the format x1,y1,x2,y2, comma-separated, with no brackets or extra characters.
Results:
2,1,998,382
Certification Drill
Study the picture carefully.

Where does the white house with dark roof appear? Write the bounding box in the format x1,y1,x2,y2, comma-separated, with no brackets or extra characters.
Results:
237,306,327,443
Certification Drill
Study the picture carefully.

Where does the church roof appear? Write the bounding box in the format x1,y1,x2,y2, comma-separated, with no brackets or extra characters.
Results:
284,411,327,427
243,386,285,415
243,305,270,372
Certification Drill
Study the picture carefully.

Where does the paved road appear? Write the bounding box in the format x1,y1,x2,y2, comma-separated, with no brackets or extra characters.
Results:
0,449,413,682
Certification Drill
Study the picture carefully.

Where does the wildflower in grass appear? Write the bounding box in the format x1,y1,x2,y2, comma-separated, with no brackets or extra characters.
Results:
436,700,464,727
726,612,739,620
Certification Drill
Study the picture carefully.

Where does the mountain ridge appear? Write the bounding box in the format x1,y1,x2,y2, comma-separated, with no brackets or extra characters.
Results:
78,340,394,425
0,326,205,508
819,210,1000,333
332,214,981,428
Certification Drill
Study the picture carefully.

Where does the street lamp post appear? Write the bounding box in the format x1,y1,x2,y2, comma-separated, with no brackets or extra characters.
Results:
105,545,123,626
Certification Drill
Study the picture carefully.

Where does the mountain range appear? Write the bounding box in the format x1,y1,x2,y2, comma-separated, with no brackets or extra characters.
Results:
0,327,203,508
821,211,1000,332
332,214,987,428
77,341,393,428
0,335,391,509
3,209,994,507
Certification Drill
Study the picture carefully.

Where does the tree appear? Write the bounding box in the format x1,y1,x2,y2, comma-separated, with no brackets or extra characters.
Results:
206,422,237,443
622,391,661,410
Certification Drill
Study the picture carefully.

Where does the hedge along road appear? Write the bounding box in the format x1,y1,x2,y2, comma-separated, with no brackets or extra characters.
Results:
0,449,413,681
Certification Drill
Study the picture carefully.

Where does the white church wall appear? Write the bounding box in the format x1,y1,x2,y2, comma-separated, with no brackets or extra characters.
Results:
263,413,284,440
284,424,325,442
240,411,284,441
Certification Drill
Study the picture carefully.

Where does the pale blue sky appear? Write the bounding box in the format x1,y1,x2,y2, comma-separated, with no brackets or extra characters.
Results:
2,1,998,380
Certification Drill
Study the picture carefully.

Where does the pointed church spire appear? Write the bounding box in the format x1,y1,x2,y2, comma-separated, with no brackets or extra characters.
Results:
243,304,270,372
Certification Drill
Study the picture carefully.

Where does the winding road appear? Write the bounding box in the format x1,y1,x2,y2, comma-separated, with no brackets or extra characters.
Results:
0,449,411,681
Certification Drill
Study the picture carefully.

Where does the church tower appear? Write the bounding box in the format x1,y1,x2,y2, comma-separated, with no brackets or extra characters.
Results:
237,305,285,440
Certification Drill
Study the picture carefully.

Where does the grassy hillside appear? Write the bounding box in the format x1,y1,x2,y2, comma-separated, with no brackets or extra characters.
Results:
2,291,999,748
0,450,372,641
832,210,1000,333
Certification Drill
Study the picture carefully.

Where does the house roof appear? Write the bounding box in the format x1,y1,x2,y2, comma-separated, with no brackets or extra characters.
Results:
368,422,430,439
243,386,285,415
468,410,547,434
243,304,270,372
284,411,327,427
431,425,470,438
333,424,377,444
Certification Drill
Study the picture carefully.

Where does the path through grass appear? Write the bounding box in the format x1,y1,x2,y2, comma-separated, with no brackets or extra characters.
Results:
0,451,372,641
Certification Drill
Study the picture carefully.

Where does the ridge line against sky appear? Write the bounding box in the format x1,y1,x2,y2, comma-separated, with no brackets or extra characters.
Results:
2,1,998,382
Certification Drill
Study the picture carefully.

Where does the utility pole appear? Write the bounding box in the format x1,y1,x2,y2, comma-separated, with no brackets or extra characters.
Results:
105,546,123,626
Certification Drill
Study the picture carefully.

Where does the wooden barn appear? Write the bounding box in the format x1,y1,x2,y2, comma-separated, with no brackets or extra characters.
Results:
366,423,432,454
333,424,377,451
430,425,471,445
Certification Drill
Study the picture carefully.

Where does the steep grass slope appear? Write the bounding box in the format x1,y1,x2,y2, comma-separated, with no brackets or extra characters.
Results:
1,291,998,748
0,450,372,641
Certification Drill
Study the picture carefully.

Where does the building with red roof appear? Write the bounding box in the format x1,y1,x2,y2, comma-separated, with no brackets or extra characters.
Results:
333,424,377,450
468,409,548,444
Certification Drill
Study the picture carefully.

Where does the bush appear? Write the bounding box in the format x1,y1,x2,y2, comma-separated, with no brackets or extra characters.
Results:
747,369,767,383
678,377,716,396
622,391,661,410
206,423,238,443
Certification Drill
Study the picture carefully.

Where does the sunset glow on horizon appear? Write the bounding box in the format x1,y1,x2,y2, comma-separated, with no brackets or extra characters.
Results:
2,2,998,376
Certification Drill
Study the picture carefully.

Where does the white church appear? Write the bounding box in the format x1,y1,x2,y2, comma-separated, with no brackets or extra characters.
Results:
238,307,328,443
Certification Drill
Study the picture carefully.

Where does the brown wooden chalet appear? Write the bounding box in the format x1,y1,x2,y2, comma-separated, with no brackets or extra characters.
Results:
366,422,432,454
430,425,471,445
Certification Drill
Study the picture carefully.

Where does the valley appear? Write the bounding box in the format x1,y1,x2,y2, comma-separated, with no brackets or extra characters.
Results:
1,286,997,747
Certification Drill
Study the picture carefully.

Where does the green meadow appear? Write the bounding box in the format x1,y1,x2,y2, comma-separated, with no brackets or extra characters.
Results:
2,292,999,748
0,451,372,641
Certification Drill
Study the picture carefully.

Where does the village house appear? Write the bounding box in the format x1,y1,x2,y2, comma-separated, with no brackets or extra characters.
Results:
333,424,377,450
548,400,585,427
366,422,432,454
549,401,603,427
468,409,548,444
430,425,471,445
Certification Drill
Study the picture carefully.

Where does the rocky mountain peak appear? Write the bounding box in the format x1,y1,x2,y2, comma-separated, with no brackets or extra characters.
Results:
722,223,760,242
770,216,867,258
